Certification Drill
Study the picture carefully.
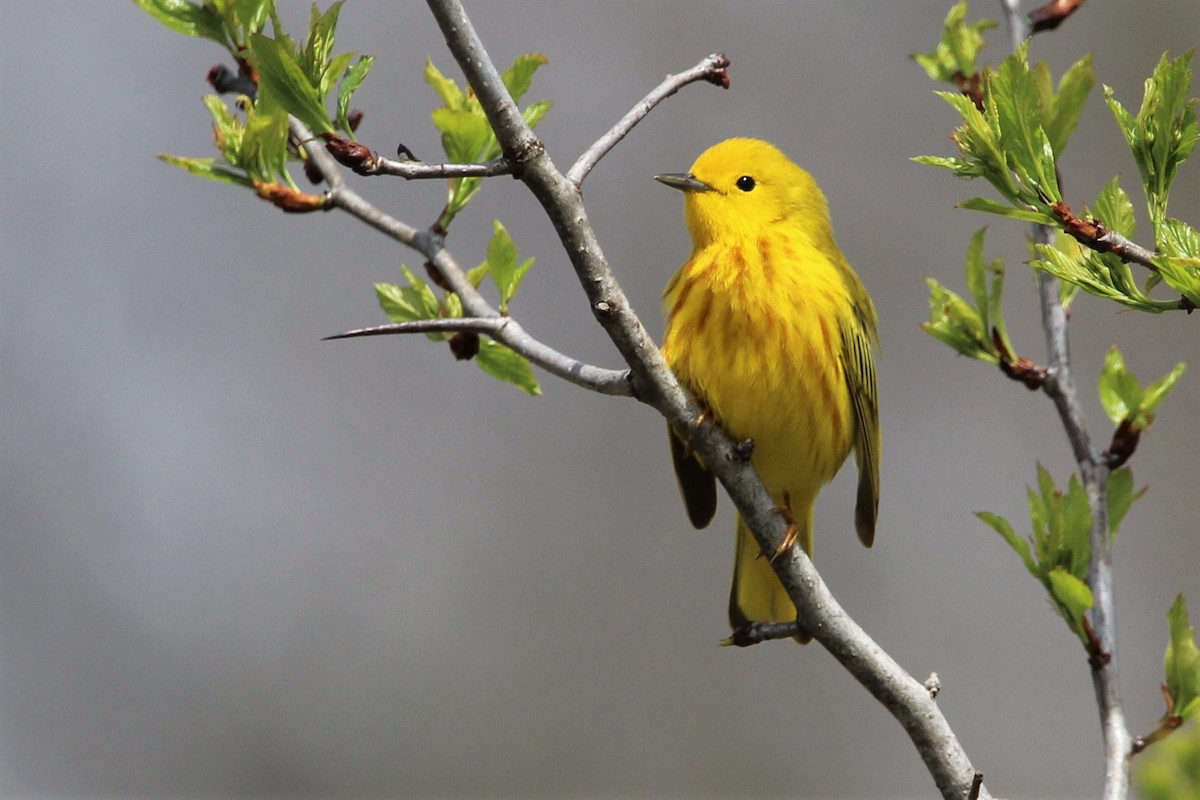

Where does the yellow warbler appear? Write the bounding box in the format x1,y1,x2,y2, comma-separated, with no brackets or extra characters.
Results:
656,138,880,639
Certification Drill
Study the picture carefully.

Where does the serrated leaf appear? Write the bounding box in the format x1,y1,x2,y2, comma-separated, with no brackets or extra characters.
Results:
475,339,541,395
337,54,374,135
993,45,1061,202
1166,595,1200,721
1158,217,1200,259
1044,54,1095,156
158,153,254,187
302,0,344,87
1093,176,1136,238
1098,346,1142,425
502,53,548,105
1156,255,1200,308
250,32,333,134
134,0,229,45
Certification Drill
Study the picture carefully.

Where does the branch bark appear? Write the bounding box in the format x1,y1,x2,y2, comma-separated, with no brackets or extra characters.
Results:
1000,3,1133,798
425,1,992,797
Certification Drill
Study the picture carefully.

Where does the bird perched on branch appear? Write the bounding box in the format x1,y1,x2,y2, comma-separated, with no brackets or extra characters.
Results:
657,138,880,641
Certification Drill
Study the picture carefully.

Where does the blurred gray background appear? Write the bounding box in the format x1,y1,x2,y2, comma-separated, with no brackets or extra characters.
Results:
3,1,1198,798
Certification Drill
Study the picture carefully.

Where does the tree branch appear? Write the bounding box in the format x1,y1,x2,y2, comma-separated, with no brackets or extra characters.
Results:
566,52,731,187
427,1,991,797
1000,4,1132,798
291,118,631,397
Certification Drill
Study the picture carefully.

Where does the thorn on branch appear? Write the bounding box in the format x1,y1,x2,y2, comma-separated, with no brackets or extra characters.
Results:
993,328,1047,390
967,772,985,800
924,672,942,699
1028,0,1086,33
1103,419,1141,469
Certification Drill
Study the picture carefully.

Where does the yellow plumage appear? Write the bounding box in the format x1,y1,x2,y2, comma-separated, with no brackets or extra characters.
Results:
657,138,880,638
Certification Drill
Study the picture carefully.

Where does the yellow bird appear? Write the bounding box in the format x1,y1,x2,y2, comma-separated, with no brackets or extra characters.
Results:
656,138,880,639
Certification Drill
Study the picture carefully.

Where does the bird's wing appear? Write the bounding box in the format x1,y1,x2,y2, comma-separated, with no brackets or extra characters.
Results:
841,305,880,547
668,424,717,529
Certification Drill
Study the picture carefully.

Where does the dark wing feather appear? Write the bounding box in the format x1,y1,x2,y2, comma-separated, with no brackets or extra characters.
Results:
668,424,717,529
841,306,881,547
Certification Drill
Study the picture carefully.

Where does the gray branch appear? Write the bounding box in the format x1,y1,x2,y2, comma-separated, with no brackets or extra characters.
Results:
290,118,631,396
364,156,513,179
1001,4,1132,799
566,53,731,187
426,0,991,797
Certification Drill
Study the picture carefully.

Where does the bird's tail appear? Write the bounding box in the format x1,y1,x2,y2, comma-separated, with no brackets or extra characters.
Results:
729,512,812,643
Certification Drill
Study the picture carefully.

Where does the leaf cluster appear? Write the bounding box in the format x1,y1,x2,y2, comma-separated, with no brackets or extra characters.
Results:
924,227,1010,364
425,55,552,229
376,222,540,396
977,463,1143,648
1098,346,1186,435
137,0,373,192
915,3,1200,312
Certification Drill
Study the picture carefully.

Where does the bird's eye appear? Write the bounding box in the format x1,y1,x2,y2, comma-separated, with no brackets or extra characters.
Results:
735,175,756,192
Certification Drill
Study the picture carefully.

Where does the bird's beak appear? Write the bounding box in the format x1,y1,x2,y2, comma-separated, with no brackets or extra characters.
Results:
654,173,712,193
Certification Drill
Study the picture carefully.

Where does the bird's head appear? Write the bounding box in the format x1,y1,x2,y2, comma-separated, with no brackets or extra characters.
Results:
655,137,831,248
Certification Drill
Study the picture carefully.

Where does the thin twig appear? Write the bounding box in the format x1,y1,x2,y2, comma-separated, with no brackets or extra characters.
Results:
999,4,1132,799
566,53,731,187
290,118,632,397
426,1,991,798
365,156,513,179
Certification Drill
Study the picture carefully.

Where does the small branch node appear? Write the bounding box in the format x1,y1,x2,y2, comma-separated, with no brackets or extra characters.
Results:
967,771,985,800
722,620,805,647
732,438,756,462
924,672,942,699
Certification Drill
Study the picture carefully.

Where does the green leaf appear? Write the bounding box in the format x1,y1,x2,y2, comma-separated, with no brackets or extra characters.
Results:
250,32,333,134
431,107,492,165
992,44,1061,203
375,268,443,340
134,0,229,46
301,0,345,88
523,99,554,131
486,220,534,313
922,278,997,363
1158,217,1200,259
475,339,541,396
1044,54,1095,156
1106,466,1146,539
1156,255,1200,308
976,510,1036,576
910,1,995,83
336,55,374,135
1098,346,1143,425
1140,361,1188,424
959,196,1052,223
1167,595,1200,721
502,53,549,105
1092,176,1136,238
1105,51,1199,225
158,153,253,187
424,57,466,110
1047,568,1094,641
1135,720,1200,800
